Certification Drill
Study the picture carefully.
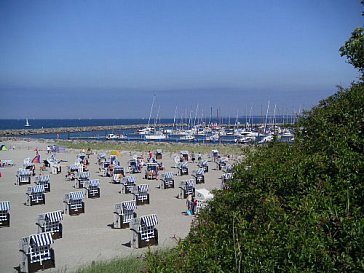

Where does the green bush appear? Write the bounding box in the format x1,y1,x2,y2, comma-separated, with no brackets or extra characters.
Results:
145,82,364,272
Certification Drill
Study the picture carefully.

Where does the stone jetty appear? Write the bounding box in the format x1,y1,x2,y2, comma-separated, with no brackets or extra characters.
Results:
0,124,176,137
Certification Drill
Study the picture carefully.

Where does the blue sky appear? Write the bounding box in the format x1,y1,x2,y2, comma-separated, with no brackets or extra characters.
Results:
0,0,362,119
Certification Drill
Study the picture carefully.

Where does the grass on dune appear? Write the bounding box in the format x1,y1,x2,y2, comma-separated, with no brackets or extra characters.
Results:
73,256,146,273
56,140,251,157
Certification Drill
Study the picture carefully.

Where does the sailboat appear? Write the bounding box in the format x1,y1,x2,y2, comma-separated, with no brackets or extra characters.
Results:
24,118,31,127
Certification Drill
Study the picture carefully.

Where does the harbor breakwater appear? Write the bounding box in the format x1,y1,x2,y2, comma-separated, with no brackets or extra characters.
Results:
0,124,174,137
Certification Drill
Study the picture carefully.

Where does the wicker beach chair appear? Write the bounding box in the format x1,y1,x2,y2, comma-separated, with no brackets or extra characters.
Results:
19,232,55,273
131,214,158,248
26,185,45,206
160,172,174,189
64,191,85,215
113,200,137,229
36,210,63,239
0,201,10,227
133,184,150,205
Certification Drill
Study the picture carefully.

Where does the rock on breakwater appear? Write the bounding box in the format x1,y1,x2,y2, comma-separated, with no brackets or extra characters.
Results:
0,124,175,137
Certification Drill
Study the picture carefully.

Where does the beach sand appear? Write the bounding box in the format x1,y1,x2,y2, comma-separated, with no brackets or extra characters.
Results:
0,139,227,273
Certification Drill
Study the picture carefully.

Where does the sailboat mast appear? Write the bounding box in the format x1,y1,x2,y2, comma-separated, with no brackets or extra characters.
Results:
264,100,270,134
147,95,156,128
173,106,178,129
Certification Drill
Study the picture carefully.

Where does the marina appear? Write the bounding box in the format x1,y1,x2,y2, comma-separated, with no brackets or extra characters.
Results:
0,121,295,144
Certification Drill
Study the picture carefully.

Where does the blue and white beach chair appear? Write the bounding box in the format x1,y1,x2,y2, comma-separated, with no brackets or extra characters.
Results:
178,162,189,176
131,214,158,248
36,210,63,239
35,175,50,192
26,185,45,206
192,168,205,184
121,176,136,194
16,168,31,185
64,191,85,215
113,200,137,229
198,160,209,172
0,201,10,227
19,232,55,273
179,179,195,199
112,166,124,183
84,179,100,198
133,184,150,205
221,172,233,190
160,172,174,189
75,171,90,188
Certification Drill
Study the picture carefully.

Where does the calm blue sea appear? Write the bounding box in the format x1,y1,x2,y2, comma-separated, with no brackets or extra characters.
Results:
0,116,295,130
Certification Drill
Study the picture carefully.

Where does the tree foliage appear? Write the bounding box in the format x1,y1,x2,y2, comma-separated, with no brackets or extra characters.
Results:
145,4,364,272
339,1,364,78
340,27,364,76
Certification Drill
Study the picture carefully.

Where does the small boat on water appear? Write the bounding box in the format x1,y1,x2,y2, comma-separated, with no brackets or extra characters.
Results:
24,118,31,127
106,133,127,140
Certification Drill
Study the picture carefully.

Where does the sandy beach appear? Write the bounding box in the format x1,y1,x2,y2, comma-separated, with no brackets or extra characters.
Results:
0,139,228,273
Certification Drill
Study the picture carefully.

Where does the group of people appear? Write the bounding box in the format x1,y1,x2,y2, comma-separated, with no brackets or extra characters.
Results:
186,194,197,216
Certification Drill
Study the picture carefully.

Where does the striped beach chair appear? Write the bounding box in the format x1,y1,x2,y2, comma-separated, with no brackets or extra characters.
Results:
64,191,85,215
97,152,107,164
198,160,209,172
133,184,150,206
99,161,110,177
144,163,158,180
68,164,80,172
221,172,233,190
36,210,63,239
113,200,137,229
121,176,136,194
178,162,189,176
216,157,228,170
19,232,55,273
26,185,45,206
0,201,10,227
223,163,233,173
35,175,50,192
23,158,35,175
75,171,90,188
180,150,189,161
131,214,158,248
16,168,31,185
160,172,174,189
192,168,205,184
84,179,101,198
128,159,140,173
179,179,195,199
112,166,124,183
